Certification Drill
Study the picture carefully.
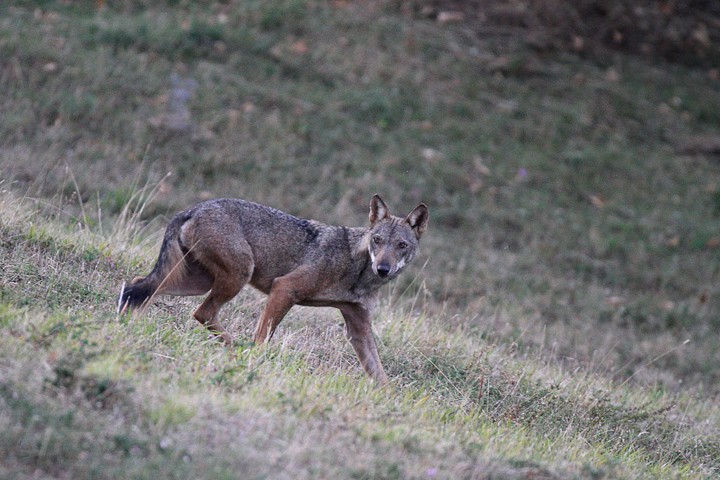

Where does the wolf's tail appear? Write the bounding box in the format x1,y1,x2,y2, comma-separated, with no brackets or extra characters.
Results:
116,211,192,314
116,280,154,313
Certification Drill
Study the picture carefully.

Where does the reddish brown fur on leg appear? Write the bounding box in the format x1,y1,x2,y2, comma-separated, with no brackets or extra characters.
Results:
340,304,388,384
193,301,233,345
253,267,317,343
192,272,249,346
253,291,295,344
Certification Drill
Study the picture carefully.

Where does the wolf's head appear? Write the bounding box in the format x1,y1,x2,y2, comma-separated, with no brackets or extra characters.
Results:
366,194,429,279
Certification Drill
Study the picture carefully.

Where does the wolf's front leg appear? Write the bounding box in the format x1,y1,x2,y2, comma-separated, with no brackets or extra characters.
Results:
253,267,317,343
253,292,295,344
339,304,388,384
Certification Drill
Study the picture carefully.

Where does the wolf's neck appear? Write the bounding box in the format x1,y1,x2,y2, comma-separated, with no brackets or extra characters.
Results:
346,227,393,296
348,227,371,261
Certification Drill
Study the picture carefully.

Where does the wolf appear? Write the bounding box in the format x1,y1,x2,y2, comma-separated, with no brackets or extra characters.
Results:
117,195,428,383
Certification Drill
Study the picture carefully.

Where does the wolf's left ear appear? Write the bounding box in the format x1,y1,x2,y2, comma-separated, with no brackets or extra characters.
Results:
369,194,390,226
405,204,429,239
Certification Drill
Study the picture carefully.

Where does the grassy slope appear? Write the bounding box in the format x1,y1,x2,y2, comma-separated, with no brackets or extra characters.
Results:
1,197,717,479
1,1,719,478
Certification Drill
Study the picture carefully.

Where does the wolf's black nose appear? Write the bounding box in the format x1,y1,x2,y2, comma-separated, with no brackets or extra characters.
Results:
377,264,391,277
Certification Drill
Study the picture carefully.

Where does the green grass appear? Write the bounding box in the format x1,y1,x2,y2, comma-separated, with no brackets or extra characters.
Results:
1,1,719,478
0,204,717,479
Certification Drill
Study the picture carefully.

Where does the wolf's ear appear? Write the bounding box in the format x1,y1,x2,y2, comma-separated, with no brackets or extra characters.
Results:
405,203,429,239
369,194,390,225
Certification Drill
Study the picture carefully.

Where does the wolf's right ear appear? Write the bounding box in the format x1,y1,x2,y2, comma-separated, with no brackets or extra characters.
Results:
369,194,390,226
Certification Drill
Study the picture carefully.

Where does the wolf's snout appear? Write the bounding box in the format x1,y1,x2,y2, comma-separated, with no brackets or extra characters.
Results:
376,263,391,278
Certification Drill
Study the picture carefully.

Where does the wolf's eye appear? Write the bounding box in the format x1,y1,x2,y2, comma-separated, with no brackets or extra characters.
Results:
372,235,382,245
398,241,408,249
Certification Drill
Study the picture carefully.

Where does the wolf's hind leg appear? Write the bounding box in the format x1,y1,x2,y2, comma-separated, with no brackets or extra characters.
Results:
156,256,214,296
191,247,254,345
192,261,253,345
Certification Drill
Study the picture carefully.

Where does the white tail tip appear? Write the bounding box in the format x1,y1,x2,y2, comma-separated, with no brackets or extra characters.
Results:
117,281,126,315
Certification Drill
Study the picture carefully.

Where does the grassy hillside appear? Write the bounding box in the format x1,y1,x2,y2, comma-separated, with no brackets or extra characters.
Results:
1,1,719,478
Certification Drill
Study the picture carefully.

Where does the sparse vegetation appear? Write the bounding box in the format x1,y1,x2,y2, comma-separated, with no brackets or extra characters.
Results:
1,1,719,478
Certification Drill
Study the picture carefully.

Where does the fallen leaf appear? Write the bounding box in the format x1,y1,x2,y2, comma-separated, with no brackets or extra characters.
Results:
437,11,464,23
290,39,308,55
665,236,680,248
605,67,620,82
677,135,720,154
473,157,491,176
572,73,587,85
705,236,720,249
486,55,510,73
572,36,584,51
692,24,710,48
421,148,443,162
606,296,625,307
589,194,605,208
